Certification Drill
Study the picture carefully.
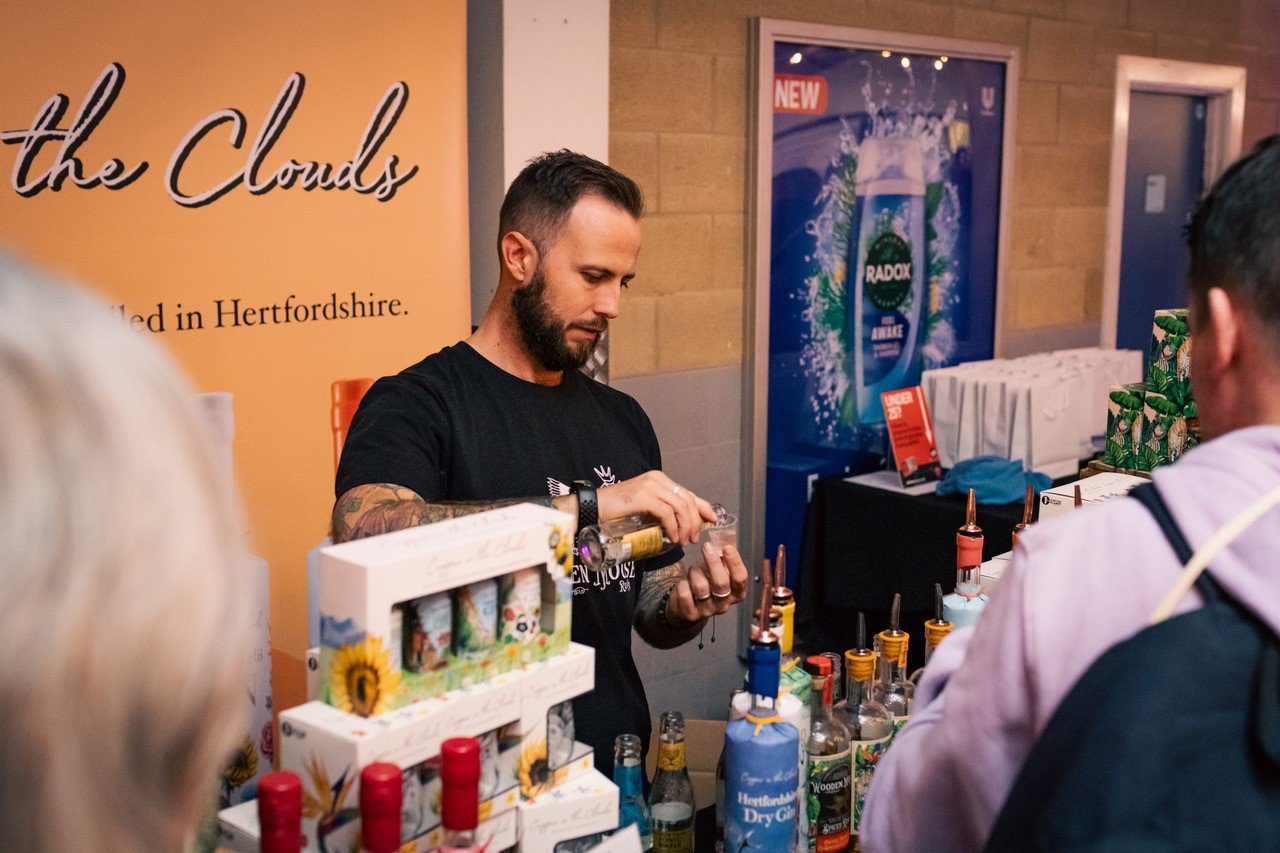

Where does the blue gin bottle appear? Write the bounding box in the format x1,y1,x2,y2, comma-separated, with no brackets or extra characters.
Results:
725,638,801,851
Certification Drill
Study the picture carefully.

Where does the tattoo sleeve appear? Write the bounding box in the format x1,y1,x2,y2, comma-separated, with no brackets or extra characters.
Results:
634,564,705,649
331,483,565,544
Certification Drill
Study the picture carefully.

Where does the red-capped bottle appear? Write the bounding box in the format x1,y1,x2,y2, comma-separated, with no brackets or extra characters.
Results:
359,762,402,853
440,737,482,852
258,771,303,853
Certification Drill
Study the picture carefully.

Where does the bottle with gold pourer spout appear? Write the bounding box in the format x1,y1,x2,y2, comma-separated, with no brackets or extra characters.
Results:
909,584,953,688
871,593,914,736
1012,483,1035,549
942,488,989,627
832,613,892,841
772,545,812,710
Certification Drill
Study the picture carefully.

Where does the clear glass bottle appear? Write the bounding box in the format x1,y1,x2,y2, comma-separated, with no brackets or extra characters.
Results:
832,613,893,840
648,711,696,853
872,594,915,734
576,504,727,570
909,584,953,688
615,734,653,851
942,488,989,628
803,657,851,853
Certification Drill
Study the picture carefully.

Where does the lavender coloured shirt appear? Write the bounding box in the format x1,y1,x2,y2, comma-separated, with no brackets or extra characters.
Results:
861,425,1280,852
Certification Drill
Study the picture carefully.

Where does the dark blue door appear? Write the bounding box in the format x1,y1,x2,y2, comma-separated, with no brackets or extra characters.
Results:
1117,91,1206,359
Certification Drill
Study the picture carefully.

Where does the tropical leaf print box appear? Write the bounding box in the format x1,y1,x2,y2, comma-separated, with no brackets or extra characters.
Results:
318,503,575,716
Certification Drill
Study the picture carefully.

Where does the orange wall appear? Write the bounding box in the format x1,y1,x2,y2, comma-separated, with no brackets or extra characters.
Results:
0,1,470,711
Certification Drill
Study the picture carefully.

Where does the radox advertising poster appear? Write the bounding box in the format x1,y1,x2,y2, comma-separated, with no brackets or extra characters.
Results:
764,37,1007,581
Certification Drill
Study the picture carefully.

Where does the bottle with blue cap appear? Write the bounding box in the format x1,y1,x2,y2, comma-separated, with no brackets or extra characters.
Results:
724,559,801,852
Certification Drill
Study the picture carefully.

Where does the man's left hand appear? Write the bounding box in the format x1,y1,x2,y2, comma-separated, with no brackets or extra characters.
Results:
665,542,749,624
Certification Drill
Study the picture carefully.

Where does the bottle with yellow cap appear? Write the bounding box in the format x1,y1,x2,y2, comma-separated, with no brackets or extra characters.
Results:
773,545,813,711
909,584,954,688
832,612,892,839
942,488,990,627
872,593,915,735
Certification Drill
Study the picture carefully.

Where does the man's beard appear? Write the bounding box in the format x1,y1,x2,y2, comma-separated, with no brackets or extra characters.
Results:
512,267,603,373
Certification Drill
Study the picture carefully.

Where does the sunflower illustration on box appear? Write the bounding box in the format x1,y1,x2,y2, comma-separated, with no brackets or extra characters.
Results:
330,635,401,717
218,733,259,808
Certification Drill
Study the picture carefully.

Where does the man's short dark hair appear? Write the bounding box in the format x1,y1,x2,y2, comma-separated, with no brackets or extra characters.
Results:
498,150,644,254
1187,135,1280,348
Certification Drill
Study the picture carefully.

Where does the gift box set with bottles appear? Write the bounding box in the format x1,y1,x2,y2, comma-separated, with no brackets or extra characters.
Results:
221,504,618,852
1102,308,1199,473
317,504,576,714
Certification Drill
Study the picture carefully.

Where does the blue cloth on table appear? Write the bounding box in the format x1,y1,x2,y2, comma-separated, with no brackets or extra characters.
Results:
936,456,1053,505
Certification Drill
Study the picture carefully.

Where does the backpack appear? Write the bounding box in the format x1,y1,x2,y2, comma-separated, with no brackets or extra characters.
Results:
986,483,1280,852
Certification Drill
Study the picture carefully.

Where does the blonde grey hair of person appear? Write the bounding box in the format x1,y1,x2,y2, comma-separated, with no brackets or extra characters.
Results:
0,253,252,851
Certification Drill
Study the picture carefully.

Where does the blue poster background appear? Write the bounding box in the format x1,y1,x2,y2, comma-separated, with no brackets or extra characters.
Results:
767,41,1006,587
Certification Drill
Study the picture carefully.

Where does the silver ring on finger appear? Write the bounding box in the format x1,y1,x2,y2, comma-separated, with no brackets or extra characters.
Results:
711,590,731,599
694,593,712,602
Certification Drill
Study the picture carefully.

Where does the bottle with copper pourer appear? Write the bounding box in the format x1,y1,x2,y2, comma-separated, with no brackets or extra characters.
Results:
909,584,954,688
942,488,990,628
1012,483,1035,549
871,593,915,735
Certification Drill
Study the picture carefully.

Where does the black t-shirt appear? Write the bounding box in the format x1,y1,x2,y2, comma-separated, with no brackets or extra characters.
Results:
335,342,678,775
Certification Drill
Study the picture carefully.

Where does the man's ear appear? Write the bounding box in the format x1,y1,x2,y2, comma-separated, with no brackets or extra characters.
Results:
500,231,538,284
1204,287,1240,377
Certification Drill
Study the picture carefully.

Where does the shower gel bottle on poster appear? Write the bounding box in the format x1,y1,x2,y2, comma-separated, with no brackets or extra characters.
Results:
850,136,927,427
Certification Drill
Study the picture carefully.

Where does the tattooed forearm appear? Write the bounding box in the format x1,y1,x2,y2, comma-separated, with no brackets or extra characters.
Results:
634,565,704,649
331,484,569,544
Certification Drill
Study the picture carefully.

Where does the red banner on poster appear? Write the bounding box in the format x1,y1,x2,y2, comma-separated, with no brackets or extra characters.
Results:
881,386,943,487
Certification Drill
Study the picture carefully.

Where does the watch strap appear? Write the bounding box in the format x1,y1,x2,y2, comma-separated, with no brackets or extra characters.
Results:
571,480,598,531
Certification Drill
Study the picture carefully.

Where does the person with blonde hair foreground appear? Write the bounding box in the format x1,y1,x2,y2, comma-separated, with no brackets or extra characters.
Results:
0,253,252,851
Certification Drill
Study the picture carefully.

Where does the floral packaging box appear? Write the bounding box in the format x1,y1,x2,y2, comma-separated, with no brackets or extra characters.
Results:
318,503,575,716
214,784,520,853
517,768,620,853
278,644,597,850
1104,383,1148,471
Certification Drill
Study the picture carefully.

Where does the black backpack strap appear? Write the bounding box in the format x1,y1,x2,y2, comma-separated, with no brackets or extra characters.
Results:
1128,482,1221,603
1131,483,1280,768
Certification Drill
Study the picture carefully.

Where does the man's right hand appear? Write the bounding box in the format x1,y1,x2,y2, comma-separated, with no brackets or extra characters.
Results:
595,470,717,545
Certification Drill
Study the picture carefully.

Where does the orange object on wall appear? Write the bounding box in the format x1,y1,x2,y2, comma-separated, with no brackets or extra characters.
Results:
332,378,375,472
0,1,470,711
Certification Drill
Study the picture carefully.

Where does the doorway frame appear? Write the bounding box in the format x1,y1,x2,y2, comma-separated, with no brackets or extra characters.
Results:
1100,56,1246,348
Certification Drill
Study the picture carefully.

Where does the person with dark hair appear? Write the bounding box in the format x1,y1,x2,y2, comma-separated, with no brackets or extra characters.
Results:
861,136,1280,850
332,150,749,775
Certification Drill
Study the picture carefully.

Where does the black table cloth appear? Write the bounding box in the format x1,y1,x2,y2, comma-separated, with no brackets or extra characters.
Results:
795,474,1038,673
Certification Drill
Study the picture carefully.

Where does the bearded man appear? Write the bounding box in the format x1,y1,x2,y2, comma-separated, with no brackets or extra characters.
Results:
332,150,749,775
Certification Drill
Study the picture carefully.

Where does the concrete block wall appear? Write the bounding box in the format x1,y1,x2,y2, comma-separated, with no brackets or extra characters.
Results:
606,0,1280,722
608,0,1280,372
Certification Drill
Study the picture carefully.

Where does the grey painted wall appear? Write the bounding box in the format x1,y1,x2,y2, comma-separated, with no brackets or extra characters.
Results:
614,363,746,722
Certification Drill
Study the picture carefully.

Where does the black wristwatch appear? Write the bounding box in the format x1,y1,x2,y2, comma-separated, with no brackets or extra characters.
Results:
571,480,598,533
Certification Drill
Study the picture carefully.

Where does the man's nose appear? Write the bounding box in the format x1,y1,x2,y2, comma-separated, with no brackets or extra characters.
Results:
595,283,622,320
